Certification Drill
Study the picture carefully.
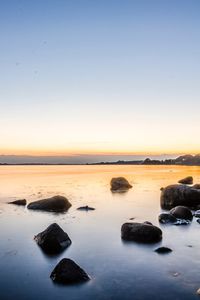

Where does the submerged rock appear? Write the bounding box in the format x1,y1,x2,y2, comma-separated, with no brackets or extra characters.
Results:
194,210,200,218
193,184,200,190
77,206,95,211
160,184,200,209
110,177,132,192
154,247,172,254
170,206,193,221
34,223,71,253
27,195,71,212
50,258,90,284
8,199,26,206
178,176,193,185
121,222,162,243
159,213,177,224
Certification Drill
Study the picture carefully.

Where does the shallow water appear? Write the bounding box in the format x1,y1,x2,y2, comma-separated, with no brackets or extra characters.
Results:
0,165,200,300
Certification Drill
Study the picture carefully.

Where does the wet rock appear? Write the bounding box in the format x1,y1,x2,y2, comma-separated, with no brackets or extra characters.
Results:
178,176,193,185
121,222,162,243
50,258,90,284
160,184,200,209
174,219,191,225
158,213,177,224
197,218,200,224
154,247,172,254
194,210,200,218
170,206,193,221
77,206,95,211
34,223,71,253
8,199,26,206
193,184,200,190
143,221,153,225
110,177,132,192
27,195,71,212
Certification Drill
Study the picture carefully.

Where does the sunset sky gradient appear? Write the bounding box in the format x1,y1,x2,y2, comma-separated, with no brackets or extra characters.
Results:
0,0,200,161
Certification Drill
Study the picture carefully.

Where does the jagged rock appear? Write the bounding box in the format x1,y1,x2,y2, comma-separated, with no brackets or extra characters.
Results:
27,195,71,212
8,199,26,206
170,206,193,221
121,222,162,243
154,247,172,254
159,213,177,224
160,184,200,209
178,176,193,185
34,223,71,253
77,206,95,211
110,177,132,192
50,258,90,284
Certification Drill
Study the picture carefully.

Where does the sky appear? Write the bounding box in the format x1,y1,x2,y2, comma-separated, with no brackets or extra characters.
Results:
0,0,200,162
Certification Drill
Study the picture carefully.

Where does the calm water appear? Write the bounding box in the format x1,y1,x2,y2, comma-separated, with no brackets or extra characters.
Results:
0,165,200,300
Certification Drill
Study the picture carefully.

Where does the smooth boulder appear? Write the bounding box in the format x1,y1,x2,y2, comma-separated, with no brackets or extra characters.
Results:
159,213,177,224
121,222,162,243
178,176,193,185
170,206,193,221
27,195,71,212
160,184,200,209
34,223,71,253
8,199,26,206
50,258,90,284
110,177,132,191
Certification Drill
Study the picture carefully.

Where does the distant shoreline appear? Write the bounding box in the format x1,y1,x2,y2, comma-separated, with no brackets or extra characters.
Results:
1,154,200,166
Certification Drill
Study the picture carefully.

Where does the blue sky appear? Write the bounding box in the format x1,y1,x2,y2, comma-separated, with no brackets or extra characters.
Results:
0,0,200,161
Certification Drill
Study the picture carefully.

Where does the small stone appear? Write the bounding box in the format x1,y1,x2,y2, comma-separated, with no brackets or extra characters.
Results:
77,206,95,211
110,177,132,192
178,176,193,185
154,247,172,254
8,199,26,206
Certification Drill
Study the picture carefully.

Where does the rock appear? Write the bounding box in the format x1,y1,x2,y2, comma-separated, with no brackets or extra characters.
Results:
77,206,95,211
196,288,200,295
34,223,71,253
160,184,200,209
197,219,200,224
8,199,26,206
121,222,162,243
170,206,193,221
50,258,90,284
154,247,172,254
178,176,193,185
193,184,200,190
194,210,200,217
110,177,132,192
27,195,71,212
158,213,177,224
143,221,153,225
174,219,191,225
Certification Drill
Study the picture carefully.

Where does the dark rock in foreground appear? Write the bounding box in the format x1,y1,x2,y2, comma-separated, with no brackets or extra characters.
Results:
170,206,193,221
77,206,95,211
178,176,193,185
50,258,90,284
27,195,71,212
34,223,71,253
159,213,177,224
8,199,26,206
121,222,162,243
160,184,200,209
110,177,132,192
155,247,172,254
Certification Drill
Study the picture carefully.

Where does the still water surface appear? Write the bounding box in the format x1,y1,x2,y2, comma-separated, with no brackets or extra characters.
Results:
0,165,200,300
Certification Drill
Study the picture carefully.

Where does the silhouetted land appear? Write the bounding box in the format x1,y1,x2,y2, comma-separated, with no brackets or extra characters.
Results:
0,155,200,166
